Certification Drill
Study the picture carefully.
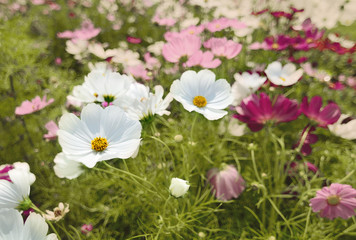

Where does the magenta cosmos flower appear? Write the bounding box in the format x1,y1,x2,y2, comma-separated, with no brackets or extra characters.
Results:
207,165,245,201
300,96,341,128
234,93,300,132
162,35,201,63
310,183,356,220
15,95,54,115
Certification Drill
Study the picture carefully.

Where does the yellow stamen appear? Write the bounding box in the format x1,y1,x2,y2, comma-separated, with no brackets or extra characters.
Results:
327,195,341,206
272,43,279,49
193,96,207,108
94,93,98,98
91,137,108,152
280,77,287,82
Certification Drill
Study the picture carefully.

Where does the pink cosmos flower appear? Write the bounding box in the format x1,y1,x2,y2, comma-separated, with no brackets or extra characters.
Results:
310,183,356,220
207,165,245,201
144,52,160,69
234,93,300,132
204,37,242,59
57,20,101,40
125,65,152,81
164,25,205,41
205,18,246,32
328,82,345,90
270,11,292,19
300,96,341,128
152,14,176,26
81,224,93,235
184,50,221,68
55,57,62,65
43,121,59,140
127,36,142,44
15,96,54,116
162,35,201,63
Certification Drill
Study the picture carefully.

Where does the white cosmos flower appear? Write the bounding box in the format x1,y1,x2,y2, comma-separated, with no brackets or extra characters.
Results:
265,61,303,86
169,178,190,198
328,114,356,140
57,103,142,168
53,153,84,180
71,69,133,105
118,82,173,120
0,208,57,240
0,169,35,209
170,69,233,120
231,72,266,106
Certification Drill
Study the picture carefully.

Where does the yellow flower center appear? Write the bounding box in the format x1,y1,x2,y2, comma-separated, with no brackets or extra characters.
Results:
272,43,279,49
327,195,341,206
193,96,207,108
94,93,98,98
280,77,287,82
91,137,108,152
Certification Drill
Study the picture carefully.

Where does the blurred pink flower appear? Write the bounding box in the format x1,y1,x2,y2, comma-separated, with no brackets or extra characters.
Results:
57,20,100,40
125,65,152,81
204,37,242,59
184,50,221,68
15,96,54,116
234,93,300,132
81,224,93,235
164,25,205,41
43,121,59,140
205,18,245,32
310,183,356,220
127,36,142,44
300,96,341,127
162,35,201,63
144,52,160,69
152,14,176,26
293,126,318,156
207,165,245,201
55,57,62,65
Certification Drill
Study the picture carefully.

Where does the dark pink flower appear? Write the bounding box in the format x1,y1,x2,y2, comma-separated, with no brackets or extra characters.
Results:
204,37,242,59
300,96,341,127
270,11,293,19
328,82,345,90
0,164,14,182
184,50,221,68
234,93,300,132
43,121,59,140
264,35,292,50
310,183,356,220
162,35,201,63
81,224,93,235
15,96,54,116
288,161,318,176
55,57,62,65
207,165,245,201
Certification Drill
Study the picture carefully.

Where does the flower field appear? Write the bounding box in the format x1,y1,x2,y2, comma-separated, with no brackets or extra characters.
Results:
1,0,356,239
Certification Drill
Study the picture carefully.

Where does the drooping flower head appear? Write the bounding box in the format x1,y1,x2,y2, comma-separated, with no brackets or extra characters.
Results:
234,93,300,132
57,104,142,168
310,183,356,220
300,96,341,127
42,202,70,222
170,69,233,120
207,164,245,201
169,178,190,198
265,61,303,86
15,96,54,116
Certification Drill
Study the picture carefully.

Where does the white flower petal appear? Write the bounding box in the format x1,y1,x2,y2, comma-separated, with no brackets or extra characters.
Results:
24,213,49,240
0,209,23,239
53,153,84,180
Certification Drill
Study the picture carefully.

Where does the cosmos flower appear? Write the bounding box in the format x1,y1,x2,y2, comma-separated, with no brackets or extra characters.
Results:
328,114,356,140
81,224,93,235
57,104,142,168
0,168,36,209
207,165,245,201
169,178,190,198
0,209,58,240
231,72,266,106
57,20,100,40
293,126,318,156
71,69,133,106
203,37,242,59
300,96,341,127
170,69,233,120
53,153,84,180
43,121,59,140
265,61,303,86
184,50,221,68
234,93,300,132
42,202,70,222
15,96,54,116
162,35,202,63
310,183,356,220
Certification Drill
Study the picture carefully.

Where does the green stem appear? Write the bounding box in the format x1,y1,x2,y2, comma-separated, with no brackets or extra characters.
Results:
31,204,61,240
303,208,311,239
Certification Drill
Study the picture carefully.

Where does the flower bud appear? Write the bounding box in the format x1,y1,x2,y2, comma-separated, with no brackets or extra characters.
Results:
169,178,190,198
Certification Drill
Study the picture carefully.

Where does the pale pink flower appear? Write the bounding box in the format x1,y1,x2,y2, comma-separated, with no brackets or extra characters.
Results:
184,50,221,68
125,65,152,81
207,165,245,201
31,0,45,5
162,35,201,63
81,224,93,235
55,57,62,65
43,121,59,140
204,37,242,59
144,52,160,69
15,96,54,116
164,25,205,41
152,14,176,26
57,20,101,40
205,18,246,32
42,202,70,222
310,183,356,220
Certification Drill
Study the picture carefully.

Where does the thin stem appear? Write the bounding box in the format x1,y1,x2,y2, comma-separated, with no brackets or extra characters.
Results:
31,203,61,240
303,208,311,239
